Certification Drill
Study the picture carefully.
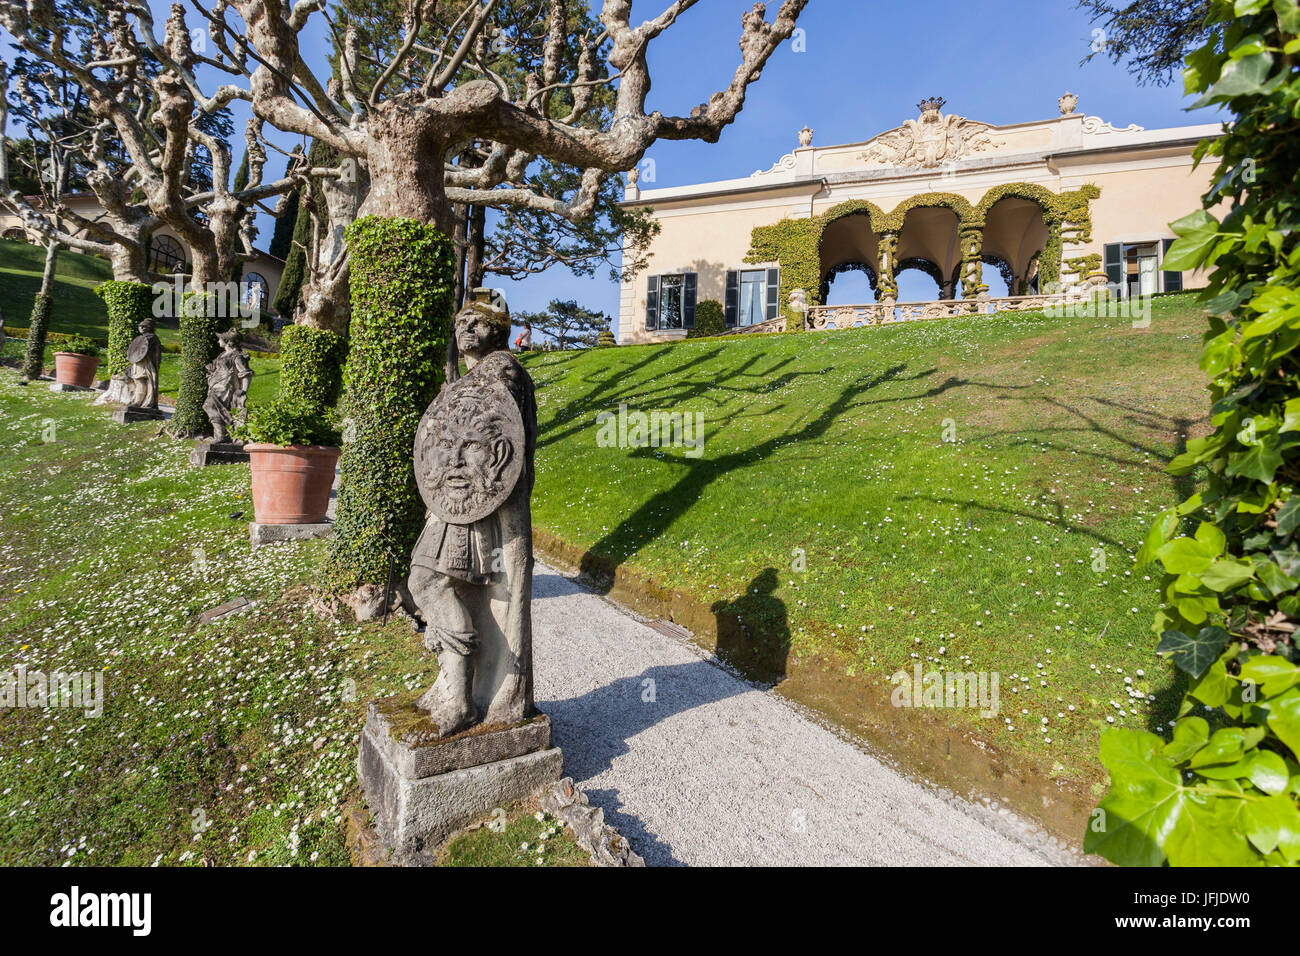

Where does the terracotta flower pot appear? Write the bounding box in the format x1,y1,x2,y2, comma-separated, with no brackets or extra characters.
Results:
53,352,100,388
245,443,341,524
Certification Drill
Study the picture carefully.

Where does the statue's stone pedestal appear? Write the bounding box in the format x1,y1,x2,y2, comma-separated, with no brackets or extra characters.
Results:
113,406,165,424
358,694,562,864
248,521,333,549
191,441,250,467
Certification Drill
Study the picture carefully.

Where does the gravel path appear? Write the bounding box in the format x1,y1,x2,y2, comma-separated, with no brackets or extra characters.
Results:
531,562,1079,867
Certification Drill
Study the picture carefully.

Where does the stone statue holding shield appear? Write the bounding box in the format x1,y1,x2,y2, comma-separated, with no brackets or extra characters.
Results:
125,319,162,410
408,289,537,737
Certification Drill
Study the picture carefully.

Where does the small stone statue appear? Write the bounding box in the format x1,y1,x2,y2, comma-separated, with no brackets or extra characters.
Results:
125,319,162,410
408,290,537,737
203,329,253,443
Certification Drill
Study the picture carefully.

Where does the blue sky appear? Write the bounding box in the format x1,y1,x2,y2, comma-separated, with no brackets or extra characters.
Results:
493,0,1209,329
7,1,1209,333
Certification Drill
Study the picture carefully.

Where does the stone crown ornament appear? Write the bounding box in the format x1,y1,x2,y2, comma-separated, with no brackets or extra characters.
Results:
918,96,947,114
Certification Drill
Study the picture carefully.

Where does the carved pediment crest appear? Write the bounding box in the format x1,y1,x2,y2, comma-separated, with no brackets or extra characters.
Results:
857,100,1004,170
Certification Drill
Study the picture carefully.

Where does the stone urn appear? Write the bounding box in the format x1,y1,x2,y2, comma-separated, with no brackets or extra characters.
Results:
245,444,340,524
53,352,101,388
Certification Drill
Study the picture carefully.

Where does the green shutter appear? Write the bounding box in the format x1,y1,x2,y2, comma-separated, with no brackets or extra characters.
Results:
724,271,739,327
1104,243,1123,290
765,268,780,321
683,273,697,329
1162,238,1182,293
646,276,659,331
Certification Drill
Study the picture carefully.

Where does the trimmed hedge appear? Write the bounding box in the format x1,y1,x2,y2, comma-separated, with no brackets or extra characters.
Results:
94,280,153,377
280,324,348,410
686,300,725,338
21,294,51,380
168,293,230,438
596,327,617,348
328,217,455,590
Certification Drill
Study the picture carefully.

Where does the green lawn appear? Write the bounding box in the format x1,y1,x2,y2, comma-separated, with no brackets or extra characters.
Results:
521,295,1212,783
0,369,581,865
0,238,180,344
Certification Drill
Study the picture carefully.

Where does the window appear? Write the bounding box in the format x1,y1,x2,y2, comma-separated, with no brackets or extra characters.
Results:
1105,241,1180,296
2,227,26,242
242,272,267,310
150,235,185,274
645,272,697,331
725,267,780,327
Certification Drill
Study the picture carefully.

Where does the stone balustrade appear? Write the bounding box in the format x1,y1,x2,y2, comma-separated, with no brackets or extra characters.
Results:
804,292,1072,330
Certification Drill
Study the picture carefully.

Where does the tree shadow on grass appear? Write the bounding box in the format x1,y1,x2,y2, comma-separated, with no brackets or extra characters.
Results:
573,363,963,601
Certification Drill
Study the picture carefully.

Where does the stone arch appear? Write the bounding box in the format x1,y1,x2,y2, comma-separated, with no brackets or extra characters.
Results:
820,260,878,304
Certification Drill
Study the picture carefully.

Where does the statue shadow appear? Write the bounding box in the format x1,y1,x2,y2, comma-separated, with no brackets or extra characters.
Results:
710,568,791,686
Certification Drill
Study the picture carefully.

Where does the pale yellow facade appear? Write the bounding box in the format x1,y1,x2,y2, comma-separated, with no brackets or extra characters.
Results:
618,100,1221,344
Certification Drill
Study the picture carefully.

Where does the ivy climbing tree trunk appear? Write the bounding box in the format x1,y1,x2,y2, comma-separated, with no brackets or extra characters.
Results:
20,292,51,381
167,294,228,438
327,216,455,590
95,281,154,381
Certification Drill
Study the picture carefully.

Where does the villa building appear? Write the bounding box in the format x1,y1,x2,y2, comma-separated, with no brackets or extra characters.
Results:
0,192,286,315
616,95,1221,344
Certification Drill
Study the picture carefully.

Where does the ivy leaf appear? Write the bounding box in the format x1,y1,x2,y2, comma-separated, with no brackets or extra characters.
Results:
1164,716,1210,763
1158,627,1233,678
1188,727,1247,768
1193,52,1275,106
1277,498,1300,536
1085,729,1185,867
1163,211,1222,271
1155,537,1217,574
1164,790,1261,866
1248,750,1290,796
1200,558,1256,592
1226,435,1284,482
1240,654,1300,696
1263,688,1300,756
1191,655,1235,707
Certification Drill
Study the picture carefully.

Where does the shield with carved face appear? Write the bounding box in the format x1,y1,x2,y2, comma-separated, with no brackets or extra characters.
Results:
126,334,153,364
414,379,526,525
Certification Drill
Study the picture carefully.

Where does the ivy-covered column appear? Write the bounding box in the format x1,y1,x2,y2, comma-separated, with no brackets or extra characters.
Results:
168,293,229,438
280,324,349,411
876,232,899,302
94,280,154,378
327,216,455,590
20,293,52,381
960,226,985,298
1038,219,1064,293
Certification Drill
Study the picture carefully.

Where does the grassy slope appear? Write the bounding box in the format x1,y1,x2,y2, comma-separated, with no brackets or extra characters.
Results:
521,295,1211,782
0,372,584,865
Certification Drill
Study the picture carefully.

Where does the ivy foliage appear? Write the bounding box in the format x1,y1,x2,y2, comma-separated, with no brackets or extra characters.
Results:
280,324,349,411
1087,0,1300,867
94,280,153,377
327,216,455,590
686,300,726,338
21,293,51,380
168,293,230,439
235,397,341,447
